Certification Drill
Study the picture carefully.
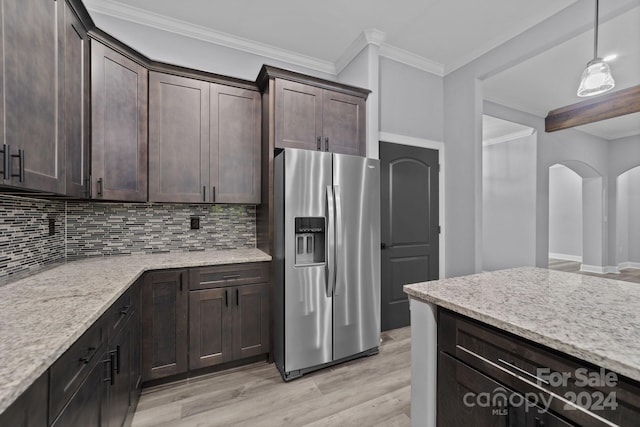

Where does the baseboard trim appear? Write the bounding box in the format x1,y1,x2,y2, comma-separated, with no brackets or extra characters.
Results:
549,253,582,262
579,264,616,274
619,262,640,271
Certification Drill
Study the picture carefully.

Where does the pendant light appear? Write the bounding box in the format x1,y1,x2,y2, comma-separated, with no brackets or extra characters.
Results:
577,0,615,97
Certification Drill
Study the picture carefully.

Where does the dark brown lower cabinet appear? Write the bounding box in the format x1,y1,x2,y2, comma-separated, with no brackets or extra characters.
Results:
0,372,48,427
189,282,269,370
141,270,189,381
438,309,640,427
105,315,133,427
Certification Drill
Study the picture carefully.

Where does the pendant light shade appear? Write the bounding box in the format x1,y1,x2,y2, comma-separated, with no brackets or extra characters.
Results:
577,0,615,97
577,58,615,97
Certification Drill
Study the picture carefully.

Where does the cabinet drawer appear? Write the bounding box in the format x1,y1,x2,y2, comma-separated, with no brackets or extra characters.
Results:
439,309,640,427
106,287,133,339
49,317,105,422
189,262,268,290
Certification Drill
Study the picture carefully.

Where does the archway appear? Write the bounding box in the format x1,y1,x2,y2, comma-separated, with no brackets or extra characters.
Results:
616,166,640,271
548,161,606,272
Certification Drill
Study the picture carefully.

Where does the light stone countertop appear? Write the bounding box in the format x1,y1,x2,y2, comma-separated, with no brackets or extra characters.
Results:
404,266,640,383
0,248,271,414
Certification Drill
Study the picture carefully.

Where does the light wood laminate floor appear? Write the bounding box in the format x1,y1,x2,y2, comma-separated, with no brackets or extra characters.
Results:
132,327,411,427
548,258,640,284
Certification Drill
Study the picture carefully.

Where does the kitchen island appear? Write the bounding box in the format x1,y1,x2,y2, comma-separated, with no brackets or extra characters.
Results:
404,266,640,427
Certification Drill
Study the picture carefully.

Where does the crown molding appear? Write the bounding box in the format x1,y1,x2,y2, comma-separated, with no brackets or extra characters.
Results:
84,0,337,75
483,128,535,146
379,44,444,76
335,29,386,74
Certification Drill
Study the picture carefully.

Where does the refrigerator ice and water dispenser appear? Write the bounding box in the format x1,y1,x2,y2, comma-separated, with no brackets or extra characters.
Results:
294,217,325,265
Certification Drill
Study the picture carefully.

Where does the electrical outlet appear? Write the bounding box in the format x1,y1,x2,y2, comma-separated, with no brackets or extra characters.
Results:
190,216,200,230
48,218,55,236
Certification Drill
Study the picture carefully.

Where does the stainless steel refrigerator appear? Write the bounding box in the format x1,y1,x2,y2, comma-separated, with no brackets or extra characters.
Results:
274,148,380,381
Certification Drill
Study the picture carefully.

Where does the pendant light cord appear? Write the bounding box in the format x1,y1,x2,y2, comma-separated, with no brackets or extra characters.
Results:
593,0,599,60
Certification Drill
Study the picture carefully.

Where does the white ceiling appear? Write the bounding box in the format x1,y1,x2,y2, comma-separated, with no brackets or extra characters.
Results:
482,116,534,146
84,0,639,140
484,5,640,140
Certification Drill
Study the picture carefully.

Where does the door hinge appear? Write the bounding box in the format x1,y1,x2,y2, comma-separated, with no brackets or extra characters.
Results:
438,225,441,234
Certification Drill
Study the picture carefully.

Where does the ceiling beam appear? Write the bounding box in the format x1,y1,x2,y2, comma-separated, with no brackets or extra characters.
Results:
545,85,640,132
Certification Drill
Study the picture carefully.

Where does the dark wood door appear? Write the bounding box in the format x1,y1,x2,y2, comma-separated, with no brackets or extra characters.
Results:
62,2,89,198
142,270,188,382
148,72,210,203
211,84,261,204
51,353,109,427
380,142,439,331
188,288,233,369
438,351,527,427
322,90,366,156
2,0,64,193
91,40,148,201
106,316,132,427
274,79,322,151
0,372,47,427
233,283,269,360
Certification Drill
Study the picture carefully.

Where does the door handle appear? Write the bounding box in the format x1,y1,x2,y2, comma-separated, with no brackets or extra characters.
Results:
333,185,342,296
11,149,25,182
0,144,9,180
326,185,335,297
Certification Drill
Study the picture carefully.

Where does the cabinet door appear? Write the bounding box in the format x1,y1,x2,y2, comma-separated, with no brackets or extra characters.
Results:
130,282,142,408
438,351,526,427
91,40,148,201
149,72,210,203
62,2,89,198
322,90,366,156
51,354,109,427
2,0,64,192
142,270,188,382
274,79,322,151
210,84,261,204
233,283,270,360
0,372,47,427
189,288,233,369
105,317,132,427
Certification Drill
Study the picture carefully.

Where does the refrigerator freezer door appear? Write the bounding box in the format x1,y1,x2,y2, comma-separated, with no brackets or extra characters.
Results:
332,154,381,360
283,149,333,372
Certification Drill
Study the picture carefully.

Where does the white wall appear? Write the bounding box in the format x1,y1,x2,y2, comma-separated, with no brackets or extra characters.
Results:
379,57,443,142
89,13,337,82
442,0,638,277
548,165,582,260
617,167,640,265
608,136,640,267
482,135,536,270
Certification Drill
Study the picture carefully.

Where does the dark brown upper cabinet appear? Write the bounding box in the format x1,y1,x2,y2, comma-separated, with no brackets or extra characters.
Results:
211,84,261,204
91,40,148,202
62,1,90,198
259,66,369,157
0,0,65,193
148,72,210,203
149,71,261,204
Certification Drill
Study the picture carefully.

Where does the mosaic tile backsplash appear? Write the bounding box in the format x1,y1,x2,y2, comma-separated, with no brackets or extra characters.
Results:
0,195,65,282
0,195,257,281
66,202,256,259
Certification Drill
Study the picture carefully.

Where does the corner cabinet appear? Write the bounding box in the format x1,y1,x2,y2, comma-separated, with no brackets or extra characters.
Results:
148,72,260,204
91,39,148,202
259,65,369,157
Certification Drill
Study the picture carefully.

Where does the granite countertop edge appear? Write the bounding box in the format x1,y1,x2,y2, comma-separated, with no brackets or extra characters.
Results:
404,268,640,384
0,248,271,414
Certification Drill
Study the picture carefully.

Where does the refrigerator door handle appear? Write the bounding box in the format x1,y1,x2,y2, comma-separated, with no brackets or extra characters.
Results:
333,185,343,295
326,185,335,297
